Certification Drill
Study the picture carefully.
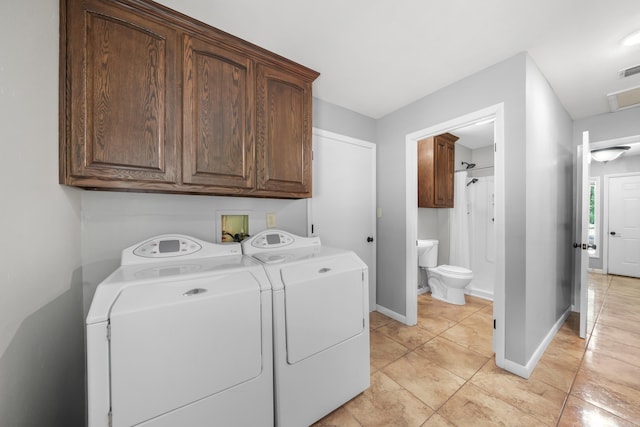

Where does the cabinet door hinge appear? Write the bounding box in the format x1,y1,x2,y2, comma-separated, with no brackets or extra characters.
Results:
108,409,113,427
106,323,111,341
493,319,496,329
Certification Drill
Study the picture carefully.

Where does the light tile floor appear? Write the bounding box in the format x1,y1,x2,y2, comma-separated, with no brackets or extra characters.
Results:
314,273,640,426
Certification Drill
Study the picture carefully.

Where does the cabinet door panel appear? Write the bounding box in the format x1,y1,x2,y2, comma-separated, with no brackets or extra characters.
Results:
256,64,312,197
417,133,456,208
68,0,178,184
183,36,254,188
433,138,451,207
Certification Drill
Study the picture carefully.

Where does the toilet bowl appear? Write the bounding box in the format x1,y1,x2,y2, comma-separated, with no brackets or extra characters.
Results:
417,239,473,305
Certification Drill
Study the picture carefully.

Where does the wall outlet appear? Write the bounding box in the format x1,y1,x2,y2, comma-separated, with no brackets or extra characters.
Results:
266,212,277,228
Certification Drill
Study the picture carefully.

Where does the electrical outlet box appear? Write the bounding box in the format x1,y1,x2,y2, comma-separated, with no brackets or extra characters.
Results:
266,213,277,228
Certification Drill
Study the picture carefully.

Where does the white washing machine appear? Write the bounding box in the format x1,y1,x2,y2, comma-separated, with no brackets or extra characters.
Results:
242,229,370,427
86,235,273,427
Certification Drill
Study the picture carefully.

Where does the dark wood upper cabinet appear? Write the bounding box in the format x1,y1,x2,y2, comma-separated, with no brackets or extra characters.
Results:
418,133,458,208
256,64,312,197
182,35,255,190
63,0,179,187
60,0,318,197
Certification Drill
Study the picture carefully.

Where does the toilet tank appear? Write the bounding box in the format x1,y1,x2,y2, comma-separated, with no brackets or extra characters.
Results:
418,240,439,268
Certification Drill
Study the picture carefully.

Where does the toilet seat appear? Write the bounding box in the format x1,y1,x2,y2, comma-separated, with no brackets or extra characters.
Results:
433,265,473,278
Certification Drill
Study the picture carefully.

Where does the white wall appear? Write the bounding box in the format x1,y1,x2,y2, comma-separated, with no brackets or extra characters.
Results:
376,52,574,369
313,97,377,143
376,53,526,356
470,145,495,177
0,0,84,425
524,56,574,360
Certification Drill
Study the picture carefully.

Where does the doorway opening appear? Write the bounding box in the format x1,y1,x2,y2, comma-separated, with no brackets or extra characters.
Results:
577,133,640,338
405,103,506,368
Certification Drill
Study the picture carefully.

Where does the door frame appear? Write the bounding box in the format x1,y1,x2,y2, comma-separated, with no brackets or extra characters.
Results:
575,134,640,337
603,171,640,274
404,103,505,366
308,127,377,309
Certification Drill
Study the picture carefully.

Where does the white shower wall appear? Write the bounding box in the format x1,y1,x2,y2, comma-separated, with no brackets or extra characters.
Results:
466,176,495,300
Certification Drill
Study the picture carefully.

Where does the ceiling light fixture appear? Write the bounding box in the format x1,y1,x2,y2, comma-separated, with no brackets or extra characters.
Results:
622,29,640,47
590,146,630,163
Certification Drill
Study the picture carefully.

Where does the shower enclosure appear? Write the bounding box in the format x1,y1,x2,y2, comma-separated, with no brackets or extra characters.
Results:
466,175,495,300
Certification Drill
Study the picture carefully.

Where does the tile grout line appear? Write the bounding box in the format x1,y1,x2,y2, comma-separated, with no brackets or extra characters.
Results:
555,275,612,426
414,296,494,425
370,296,493,425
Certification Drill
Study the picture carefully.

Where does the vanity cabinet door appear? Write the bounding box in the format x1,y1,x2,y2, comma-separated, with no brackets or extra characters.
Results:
63,0,179,188
255,64,313,197
182,35,255,191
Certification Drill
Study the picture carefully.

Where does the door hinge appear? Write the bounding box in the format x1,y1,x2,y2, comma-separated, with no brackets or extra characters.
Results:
493,319,496,329
311,224,314,234
106,323,111,341
108,409,113,427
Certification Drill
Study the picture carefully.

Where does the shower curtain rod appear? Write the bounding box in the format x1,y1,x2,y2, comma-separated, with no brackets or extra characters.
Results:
454,165,494,172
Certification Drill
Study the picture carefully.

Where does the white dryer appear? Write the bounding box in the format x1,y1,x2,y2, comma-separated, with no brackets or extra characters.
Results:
242,229,370,427
86,235,273,427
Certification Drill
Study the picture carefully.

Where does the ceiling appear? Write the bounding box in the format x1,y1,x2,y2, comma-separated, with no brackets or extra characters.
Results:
162,0,640,120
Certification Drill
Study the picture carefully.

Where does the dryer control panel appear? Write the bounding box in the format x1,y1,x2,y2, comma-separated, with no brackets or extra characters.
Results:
122,234,241,265
251,232,294,249
241,229,321,256
133,237,202,258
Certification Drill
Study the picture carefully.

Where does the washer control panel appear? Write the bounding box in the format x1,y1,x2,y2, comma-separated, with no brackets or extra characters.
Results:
241,229,321,256
250,231,294,249
133,237,202,258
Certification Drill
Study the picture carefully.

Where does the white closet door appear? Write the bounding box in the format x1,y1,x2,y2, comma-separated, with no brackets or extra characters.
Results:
310,129,377,310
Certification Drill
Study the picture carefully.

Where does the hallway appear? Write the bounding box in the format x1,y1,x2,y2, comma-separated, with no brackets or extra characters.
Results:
314,274,640,426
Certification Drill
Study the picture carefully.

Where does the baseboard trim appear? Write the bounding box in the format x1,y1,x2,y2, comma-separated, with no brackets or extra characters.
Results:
498,306,571,379
375,304,408,325
465,288,494,301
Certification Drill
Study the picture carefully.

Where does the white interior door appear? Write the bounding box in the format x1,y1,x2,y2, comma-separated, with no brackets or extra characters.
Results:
578,131,591,339
310,129,377,310
608,174,640,278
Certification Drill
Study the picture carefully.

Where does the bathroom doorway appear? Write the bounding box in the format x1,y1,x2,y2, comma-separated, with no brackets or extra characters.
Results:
404,104,506,368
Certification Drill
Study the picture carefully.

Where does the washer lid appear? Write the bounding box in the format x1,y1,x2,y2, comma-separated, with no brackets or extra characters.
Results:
438,265,473,275
87,255,268,324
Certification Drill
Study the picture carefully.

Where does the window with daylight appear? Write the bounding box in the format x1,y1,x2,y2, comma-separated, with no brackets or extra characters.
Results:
588,178,600,258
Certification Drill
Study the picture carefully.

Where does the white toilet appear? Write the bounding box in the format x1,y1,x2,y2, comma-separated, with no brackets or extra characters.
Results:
417,239,473,305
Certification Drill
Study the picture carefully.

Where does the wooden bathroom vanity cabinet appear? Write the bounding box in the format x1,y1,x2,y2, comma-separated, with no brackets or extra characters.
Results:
417,132,458,208
59,0,319,198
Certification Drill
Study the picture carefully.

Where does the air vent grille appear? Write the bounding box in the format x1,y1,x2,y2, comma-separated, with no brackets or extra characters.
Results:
619,64,640,78
607,85,640,112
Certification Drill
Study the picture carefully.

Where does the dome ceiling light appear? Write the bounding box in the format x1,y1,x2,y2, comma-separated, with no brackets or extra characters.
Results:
622,29,640,47
590,146,630,163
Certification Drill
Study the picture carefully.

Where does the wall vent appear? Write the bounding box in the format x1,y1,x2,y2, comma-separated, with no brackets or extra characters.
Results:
619,64,640,78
